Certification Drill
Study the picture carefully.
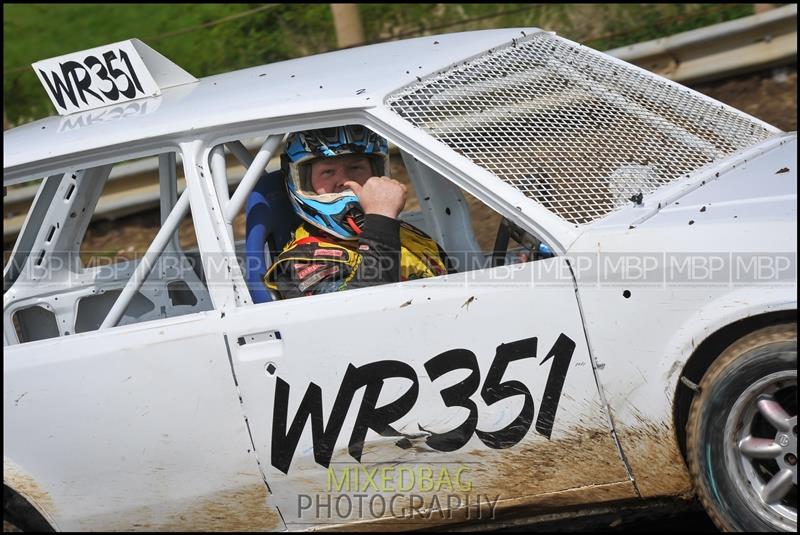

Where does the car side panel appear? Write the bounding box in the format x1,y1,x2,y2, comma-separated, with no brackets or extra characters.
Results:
572,146,796,499
224,257,635,529
3,310,285,531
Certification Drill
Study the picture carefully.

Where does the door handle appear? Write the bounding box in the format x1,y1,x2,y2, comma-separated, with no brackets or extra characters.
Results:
236,330,281,346
233,330,283,362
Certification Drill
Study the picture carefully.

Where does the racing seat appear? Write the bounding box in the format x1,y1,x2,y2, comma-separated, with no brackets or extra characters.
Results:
244,170,299,303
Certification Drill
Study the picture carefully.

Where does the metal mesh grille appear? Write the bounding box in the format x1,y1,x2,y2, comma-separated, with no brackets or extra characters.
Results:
385,32,776,224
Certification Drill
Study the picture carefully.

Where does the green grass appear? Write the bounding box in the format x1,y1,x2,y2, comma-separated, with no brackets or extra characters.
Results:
4,3,756,124
4,3,271,122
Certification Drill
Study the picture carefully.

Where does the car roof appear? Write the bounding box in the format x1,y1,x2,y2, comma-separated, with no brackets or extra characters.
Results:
3,28,538,178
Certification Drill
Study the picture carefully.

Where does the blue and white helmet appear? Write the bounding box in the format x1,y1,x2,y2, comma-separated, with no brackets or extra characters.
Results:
281,125,389,240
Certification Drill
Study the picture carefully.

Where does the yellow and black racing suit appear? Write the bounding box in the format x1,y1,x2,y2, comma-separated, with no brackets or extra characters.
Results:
264,214,452,299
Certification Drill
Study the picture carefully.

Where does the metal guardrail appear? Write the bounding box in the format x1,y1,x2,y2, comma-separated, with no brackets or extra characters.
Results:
4,6,798,242
2,145,280,240
606,4,797,83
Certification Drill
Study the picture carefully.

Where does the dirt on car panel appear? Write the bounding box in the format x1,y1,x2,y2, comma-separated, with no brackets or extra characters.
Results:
288,424,634,531
3,462,56,525
76,483,283,532
615,418,693,499
471,481,635,530
313,482,636,533
477,426,632,498
156,484,282,531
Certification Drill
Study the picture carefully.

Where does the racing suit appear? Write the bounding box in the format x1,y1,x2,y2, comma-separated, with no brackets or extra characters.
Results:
264,214,452,299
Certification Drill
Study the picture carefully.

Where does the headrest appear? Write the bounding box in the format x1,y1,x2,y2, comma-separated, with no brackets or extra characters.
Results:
245,170,299,303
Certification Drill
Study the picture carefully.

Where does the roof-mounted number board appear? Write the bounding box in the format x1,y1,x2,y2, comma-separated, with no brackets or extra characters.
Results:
32,39,196,116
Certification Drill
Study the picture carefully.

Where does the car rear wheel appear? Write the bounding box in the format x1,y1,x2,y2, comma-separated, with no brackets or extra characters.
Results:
686,323,797,532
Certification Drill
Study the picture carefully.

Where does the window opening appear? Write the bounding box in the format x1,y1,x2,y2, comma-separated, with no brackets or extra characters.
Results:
218,123,555,306
5,151,213,345
12,305,59,343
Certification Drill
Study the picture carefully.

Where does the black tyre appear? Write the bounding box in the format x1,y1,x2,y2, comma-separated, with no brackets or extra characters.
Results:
686,323,797,531
3,485,54,532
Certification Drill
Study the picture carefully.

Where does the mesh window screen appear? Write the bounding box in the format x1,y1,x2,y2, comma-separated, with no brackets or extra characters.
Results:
386,32,776,224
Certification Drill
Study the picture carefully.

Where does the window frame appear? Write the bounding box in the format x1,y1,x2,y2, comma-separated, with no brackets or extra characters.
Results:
198,111,566,311
3,141,218,345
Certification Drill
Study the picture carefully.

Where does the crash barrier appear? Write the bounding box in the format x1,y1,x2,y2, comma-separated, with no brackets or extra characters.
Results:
605,4,796,84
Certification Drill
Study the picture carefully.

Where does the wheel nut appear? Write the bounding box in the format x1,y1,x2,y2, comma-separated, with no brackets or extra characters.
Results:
786,454,797,466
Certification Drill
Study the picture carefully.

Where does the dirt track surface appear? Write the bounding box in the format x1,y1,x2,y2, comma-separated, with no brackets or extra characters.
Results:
10,66,798,261
692,67,797,132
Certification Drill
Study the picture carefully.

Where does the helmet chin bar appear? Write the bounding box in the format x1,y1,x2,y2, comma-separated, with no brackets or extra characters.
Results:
282,125,391,240
289,186,363,240
344,205,365,229
324,201,364,240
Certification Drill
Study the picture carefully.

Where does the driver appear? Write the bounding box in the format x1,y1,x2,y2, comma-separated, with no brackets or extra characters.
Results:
264,125,453,299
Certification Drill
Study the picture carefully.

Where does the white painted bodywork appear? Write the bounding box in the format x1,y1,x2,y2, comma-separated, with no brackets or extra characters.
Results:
4,28,796,531
4,311,285,531
570,134,797,497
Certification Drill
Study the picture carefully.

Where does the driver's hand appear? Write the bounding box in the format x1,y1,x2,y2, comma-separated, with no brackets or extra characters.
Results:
343,176,407,219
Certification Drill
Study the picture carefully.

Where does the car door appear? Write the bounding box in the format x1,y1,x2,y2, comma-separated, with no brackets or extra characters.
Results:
224,255,636,529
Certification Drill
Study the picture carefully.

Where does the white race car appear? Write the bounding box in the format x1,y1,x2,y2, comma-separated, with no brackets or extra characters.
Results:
3,28,796,532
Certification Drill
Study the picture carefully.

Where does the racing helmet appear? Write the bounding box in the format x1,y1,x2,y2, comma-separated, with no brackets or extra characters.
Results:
281,125,389,240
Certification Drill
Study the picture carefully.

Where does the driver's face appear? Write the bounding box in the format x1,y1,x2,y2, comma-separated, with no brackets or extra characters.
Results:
309,155,372,194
